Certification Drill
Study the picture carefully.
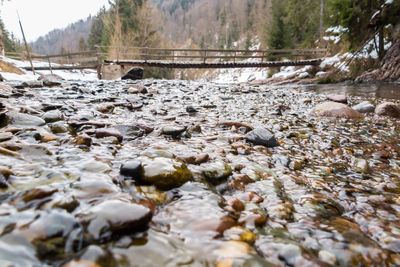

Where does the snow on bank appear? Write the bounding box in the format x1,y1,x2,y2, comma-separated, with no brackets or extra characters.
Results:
0,56,98,82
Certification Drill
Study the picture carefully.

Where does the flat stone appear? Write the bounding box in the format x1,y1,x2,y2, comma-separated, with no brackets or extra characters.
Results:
202,162,233,185
327,94,348,104
313,102,363,119
375,102,400,118
352,101,375,113
38,74,63,87
245,128,279,147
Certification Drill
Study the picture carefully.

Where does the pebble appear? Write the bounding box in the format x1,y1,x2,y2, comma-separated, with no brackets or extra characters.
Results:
352,101,375,113
161,125,186,137
120,160,142,178
313,102,363,119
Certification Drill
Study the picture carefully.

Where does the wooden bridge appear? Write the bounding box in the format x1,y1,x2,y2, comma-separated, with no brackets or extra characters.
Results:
6,46,327,78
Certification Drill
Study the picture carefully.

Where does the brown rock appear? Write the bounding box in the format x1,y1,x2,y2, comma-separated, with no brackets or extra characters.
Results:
327,94,348,104
313,102,362,119
375,102,400,118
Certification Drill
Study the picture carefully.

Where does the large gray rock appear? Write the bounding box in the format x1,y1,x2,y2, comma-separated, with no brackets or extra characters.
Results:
352,101,375,113
375,102,400,118
313,102,363,119
246,127,279,147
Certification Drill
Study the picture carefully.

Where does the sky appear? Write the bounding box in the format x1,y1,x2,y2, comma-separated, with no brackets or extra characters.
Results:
1,0,110,41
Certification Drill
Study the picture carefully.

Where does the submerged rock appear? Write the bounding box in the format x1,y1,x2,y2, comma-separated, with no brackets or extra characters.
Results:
313,102,363,119
375,102,400,118
139,157,193,190
42,110,63,123
80,200,152,241
245,128,279,147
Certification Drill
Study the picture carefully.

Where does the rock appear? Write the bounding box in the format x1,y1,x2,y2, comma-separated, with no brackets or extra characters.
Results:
127,85,147,94
96,103,114,113
7,111,46,127
42,110,63,123
327,94,348,104
318,250,337,265
49,121,69,134
94,128,123,143
38,74,64,87
121,67,144,80
353,101,375,113
202,162,233,185
245,128,279,147
354,158,369,174
120,160,142,178
0,174,9,189
375,102,400,118
186,106,198,113
0,73,3,82
313,102,363,119
80,200,152,241
75,134,92,147
140,157,193,190
21,80,44,88
0,83,13,97
161,125,186,138
0,132,13,142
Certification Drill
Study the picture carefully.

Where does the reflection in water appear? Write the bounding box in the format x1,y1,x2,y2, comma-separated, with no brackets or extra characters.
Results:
303,82,400,100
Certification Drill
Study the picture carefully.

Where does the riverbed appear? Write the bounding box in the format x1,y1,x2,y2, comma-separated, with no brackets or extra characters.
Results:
0,79,399,266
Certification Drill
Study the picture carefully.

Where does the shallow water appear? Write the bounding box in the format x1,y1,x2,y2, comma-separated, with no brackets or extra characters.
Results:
0,79,399,266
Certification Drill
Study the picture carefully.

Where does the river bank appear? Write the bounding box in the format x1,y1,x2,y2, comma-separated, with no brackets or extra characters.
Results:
0,77,399,266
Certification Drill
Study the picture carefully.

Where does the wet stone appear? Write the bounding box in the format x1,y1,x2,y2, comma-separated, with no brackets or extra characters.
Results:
42,110,63,123
161,125,186,138
38,74,63,87
139,157,193,190
202,162,233,185
120,160,142,178
79,200,152,241
7,111,46,127
245,127,279,147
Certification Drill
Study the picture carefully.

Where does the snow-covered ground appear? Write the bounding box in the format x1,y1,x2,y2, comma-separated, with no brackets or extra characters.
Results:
0,56,98,82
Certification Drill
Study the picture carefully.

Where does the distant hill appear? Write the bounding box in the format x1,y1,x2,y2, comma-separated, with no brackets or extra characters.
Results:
30,16,93,55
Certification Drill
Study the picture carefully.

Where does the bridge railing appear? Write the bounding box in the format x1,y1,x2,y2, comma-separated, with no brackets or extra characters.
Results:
96,46,327,64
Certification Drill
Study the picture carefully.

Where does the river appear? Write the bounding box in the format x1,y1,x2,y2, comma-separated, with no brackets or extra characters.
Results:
0,78,399,266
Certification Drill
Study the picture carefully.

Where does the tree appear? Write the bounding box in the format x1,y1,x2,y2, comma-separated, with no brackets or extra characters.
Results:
78,37,87,51
268,0,290,49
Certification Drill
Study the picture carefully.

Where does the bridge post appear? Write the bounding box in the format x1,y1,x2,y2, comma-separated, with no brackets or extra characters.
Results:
47,56,53,74
203,51,207,64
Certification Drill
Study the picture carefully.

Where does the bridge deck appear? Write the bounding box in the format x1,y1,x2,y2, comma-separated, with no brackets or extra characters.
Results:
104,59,323,69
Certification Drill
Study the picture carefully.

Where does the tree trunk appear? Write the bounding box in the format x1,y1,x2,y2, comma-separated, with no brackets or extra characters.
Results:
356,39,400,82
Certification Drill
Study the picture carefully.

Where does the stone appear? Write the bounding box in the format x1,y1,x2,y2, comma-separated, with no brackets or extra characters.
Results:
0,83,13,96
49,121,69,134
140,157,193,190
375,102,400,118
352,101,375,113
75,134,93,147
0,73,3,82
186,106,198,113
120,160,142,178
42,110,63,123
202,162,233,185
245,128,279,147
80,200,152,241
313,102,363,119
121,67,144,80
354,158,369,174
161,125,186,138
94,128,123,143
38,74,64,87
127,85,147,94
327,94,348,104
21,80,44,88
7,111,46,127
